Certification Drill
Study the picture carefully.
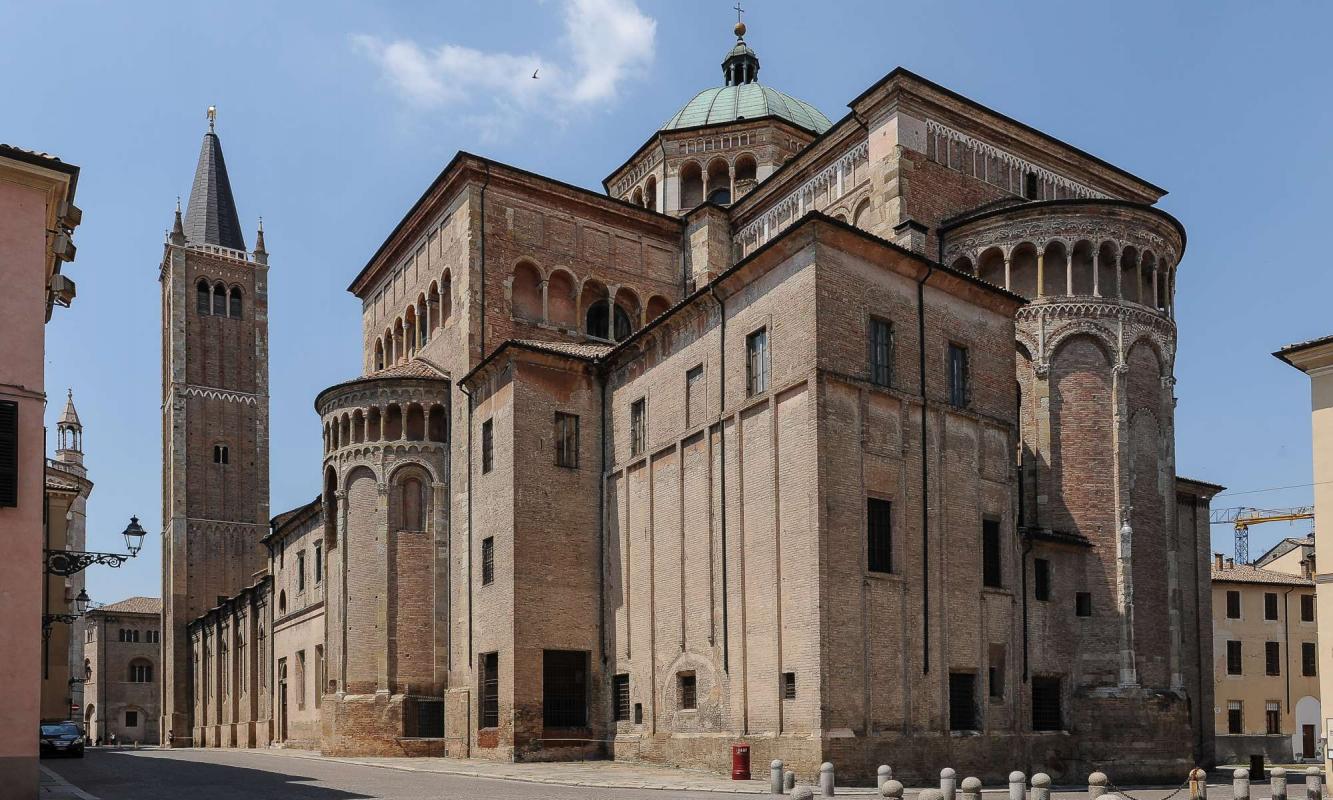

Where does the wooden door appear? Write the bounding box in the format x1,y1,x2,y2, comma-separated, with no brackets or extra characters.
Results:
1303,724,1316,758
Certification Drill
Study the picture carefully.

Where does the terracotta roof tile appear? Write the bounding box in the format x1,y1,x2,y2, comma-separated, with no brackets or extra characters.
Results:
93,596,162,615
511,340,615,360
1212,564,1312,587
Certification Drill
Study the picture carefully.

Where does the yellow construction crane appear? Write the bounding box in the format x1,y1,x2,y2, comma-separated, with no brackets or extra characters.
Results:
1209,506,1314,564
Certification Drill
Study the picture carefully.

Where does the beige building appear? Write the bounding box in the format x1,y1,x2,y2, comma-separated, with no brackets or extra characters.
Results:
41,393,94,724
266,498,325,749
1212,556,1319,763
83,597,162,745
0,143,81,800
175,21,1222,784
1275,334,1333,774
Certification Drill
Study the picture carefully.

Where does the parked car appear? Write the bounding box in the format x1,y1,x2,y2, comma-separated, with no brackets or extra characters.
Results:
39,722,85,758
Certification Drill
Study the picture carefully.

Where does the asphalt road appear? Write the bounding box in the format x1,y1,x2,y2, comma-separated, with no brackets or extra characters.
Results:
41,748,742,800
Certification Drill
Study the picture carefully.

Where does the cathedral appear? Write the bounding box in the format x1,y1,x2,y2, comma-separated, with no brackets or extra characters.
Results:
166,21,1221,783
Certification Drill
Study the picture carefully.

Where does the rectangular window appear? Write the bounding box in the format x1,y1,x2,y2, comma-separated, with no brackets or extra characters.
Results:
1266,641,1281,676
746,327,769,396
213,444,229,465
1226,590,1241,619
613,674,631,722
1024,172,1039,200
1076,592,1092,617
633,703,643,725
1227,700,1243,734
685,365,705,428
1267,701,1282,735
479,652,499,729
542,650,589,728
1302,594,1315,622
630,399,646,457
1227,640,1242,675
1303,642,1317,676
481,419,494,474
988,644,1005,702
0,400,16,507
1034,558,1051,601
125,710,139,728
947,343,970,408
297,550,306,592
406,698,444,738
679,673,697,710
1265,592,1279,621
296,650,307,710
314,542,322,584
554,413,579,468
982,519,1002,588
1031,676,1063,731
782,672,796,700
948,672,977,731
869,317,893,387
481,537,495,586
867,498,893,574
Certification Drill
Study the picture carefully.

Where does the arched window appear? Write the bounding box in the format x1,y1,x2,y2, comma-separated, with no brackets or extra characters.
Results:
212,282,227,316
197,279,211,314
706,158,731,205
278,590,287,615
374,338,385,371
396,475,426,532
512,261,543,321
613,305,633,341
586,302,609,340
416,296,428,345
229,287,243,319
679,162,703,208
644,176,657,211
128,658,153,683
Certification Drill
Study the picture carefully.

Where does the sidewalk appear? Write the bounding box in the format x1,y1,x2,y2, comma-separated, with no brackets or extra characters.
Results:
39,765,98,800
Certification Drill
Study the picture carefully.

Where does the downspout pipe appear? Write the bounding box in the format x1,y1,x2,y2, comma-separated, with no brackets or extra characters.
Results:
708,285,729,673
1021,535,1032,682
917,242,937,674
1284,585,1295,713
598,370,608,667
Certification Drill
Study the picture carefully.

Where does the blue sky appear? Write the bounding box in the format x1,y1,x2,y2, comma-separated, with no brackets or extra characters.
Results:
5,0,1331,605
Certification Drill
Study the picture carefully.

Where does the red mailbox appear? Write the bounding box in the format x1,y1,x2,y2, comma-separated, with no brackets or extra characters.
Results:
731,743,751,780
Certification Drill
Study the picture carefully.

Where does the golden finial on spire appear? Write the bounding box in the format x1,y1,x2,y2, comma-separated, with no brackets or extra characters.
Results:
733,1,746,37
207,105,217,132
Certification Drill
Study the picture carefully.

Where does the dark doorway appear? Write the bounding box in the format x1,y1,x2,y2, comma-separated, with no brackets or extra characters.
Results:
277,658,288,742
543,650,589,729
1304,724,1317,758
1032,676,1063,730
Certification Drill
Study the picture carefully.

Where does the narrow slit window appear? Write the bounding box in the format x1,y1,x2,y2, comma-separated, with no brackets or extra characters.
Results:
867,498,892,574
481,536,495,586
746,327,769,396
869,317,893,387
481,419,494,474
630,399,646,457
554,412,579,469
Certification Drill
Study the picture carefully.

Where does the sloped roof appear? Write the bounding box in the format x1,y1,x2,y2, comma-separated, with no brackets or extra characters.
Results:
94,596,162,615
510,340,615,360
271,497,321,533
1212,564,1312,587
184,130,245,250
59,389,80,427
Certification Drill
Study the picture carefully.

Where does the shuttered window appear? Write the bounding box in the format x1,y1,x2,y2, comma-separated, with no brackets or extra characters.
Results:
0,401,15,507
1227,640,1242,675
1265,641,1281,676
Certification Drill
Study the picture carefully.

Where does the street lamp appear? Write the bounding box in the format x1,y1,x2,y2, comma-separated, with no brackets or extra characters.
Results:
73,588,90,614
44,515,147,576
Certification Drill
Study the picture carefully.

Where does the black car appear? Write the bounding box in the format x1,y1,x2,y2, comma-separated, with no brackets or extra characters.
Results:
39,722,85,758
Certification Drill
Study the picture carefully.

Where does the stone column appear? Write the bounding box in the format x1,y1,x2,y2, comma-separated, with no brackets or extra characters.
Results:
1036,251,1045,297
1004,253,1012,291
1092,251,1101,297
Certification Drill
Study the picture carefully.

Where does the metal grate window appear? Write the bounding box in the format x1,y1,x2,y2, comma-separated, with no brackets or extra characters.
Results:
1227,700,1243,734
867,498,892,573
782,672,796,700
1266,701,1281,735
679,673,697,710
481,537,494,586
0,400,16,507
554,413,579,469
1031,676,1063,731
481,419,494,474
869,317,893,387
407,699,444,738
613,674,631,722
948,673,977,731
746,327,769,396
947,343,970,408
479,652,499,729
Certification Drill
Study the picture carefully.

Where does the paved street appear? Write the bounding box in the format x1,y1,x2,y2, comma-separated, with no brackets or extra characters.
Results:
39,748,1248,800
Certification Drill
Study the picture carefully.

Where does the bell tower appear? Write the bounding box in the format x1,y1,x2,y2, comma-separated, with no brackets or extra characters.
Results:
159,107,270,746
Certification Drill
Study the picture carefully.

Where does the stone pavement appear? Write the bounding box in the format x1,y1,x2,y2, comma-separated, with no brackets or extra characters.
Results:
39,764,99,799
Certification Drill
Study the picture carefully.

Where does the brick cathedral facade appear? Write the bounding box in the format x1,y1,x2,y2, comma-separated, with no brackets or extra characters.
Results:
170,25,1220,782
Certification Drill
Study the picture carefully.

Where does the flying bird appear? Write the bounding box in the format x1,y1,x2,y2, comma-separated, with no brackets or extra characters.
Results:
532,69,539,79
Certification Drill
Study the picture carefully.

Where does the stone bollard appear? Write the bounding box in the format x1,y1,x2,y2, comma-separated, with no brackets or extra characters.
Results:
820,763,835,797
1234,768,1251,800
771,760,785,795
1274,767,1289,800
1009,771,1027,800
882,779,905,799
920,789,946,800
1032,773,1052,800
793,787,815,800
1089,772,1109,799
1305,767,1322,800
942,768,958,800
877,765,893,792
786,770,797,793
1190,768,1209,800
961,776,982,800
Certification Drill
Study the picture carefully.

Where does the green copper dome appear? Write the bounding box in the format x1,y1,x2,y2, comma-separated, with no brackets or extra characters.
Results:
661,84,831,133
661,29,832,135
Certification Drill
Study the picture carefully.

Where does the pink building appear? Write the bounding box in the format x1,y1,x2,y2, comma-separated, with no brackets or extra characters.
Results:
0,143,81,800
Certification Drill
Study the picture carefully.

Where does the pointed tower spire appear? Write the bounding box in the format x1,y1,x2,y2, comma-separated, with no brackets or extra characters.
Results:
170,196,186,245
56,389,84,469
183,105,246,250
253,217,267,265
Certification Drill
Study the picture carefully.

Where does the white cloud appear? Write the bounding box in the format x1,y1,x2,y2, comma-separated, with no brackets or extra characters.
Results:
353,0,655,127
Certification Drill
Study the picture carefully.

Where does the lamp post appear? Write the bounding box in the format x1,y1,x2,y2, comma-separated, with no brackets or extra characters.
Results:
42,589,92,640
44,516,147,576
